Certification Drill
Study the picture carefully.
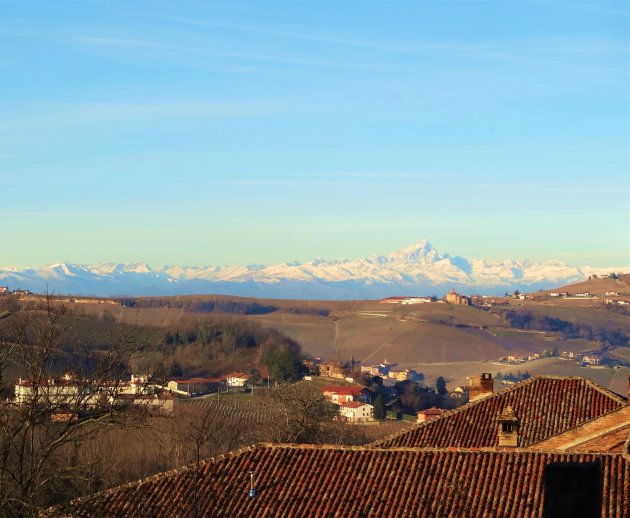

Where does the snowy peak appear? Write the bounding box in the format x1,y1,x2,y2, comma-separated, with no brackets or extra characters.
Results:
387,240,440,264
0,241,626,299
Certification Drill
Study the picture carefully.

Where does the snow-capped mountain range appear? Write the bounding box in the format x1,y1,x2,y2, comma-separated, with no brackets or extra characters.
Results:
0,241,626,299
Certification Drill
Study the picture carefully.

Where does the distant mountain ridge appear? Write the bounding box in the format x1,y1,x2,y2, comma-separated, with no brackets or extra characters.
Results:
1,240,626,299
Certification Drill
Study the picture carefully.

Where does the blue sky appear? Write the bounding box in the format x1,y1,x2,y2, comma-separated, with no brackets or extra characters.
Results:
1,0,628,268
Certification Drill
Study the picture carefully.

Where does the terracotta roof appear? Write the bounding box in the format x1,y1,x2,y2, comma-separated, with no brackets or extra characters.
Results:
49,444,630,517
340,401,367,409
374,376,626,449
530,406,630,453
418,407,443,416
566,424,630,453
322,386,362,396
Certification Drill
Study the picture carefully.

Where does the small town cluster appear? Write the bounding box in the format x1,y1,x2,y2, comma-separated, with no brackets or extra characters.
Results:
13,371,253,419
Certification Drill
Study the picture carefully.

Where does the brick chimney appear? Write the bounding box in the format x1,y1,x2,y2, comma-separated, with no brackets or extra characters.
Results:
468,373,494,402
497,406,519,448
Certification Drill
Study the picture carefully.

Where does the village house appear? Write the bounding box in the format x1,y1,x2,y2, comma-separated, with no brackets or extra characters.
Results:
0,286,8,296
360,362,392,377
322,385,371,405
582,354,601,365
224,372,252,388
14,373,98,407
450,386,467,399
167,377,223,396
388,368,413,381
416,407,443,423
319,360,348,379
14,373,165,416
338,401,374,423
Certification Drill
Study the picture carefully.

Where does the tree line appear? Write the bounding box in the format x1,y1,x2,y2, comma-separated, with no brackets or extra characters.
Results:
502,310,629,347
118,297,278,315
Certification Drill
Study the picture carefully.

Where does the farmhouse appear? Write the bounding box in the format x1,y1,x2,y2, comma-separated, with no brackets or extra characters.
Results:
338,401,374,423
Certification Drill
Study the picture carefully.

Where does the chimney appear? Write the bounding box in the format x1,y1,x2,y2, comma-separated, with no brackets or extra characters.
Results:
497,406,519,448
468,373,494,402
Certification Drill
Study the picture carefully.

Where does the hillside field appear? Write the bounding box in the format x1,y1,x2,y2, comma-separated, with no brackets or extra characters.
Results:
12,274,629,396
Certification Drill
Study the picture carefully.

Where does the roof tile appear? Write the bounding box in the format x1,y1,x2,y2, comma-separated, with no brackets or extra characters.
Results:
49,445,630,517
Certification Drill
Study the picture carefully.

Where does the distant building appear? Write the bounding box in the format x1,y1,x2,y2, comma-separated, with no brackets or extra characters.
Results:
380,296,432,304
303,358,322,376
0,286,8,296
450,386,467,399
225,372,251,388
582,355,601,366
167,377,223,396
416,407,443,423
445,289,471,306
320,360,348,379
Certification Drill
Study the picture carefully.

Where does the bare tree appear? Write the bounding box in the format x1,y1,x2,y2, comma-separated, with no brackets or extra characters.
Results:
259,383,338,444
0,296,165,516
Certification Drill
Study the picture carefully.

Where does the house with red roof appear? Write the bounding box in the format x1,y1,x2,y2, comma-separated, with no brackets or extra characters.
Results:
321,385,370,405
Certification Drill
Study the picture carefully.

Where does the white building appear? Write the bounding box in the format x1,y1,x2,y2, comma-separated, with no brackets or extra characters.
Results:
225,372,251,387
338,401,374,423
